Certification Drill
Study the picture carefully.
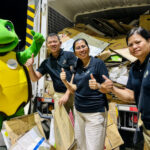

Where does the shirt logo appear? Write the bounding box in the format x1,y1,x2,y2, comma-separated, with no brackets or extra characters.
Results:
84,70,90,75
144,70,149,78
7,59,18,69
62,59,66,65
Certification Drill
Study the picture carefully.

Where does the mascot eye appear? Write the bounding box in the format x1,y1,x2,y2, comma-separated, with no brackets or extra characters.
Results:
5,25,12,31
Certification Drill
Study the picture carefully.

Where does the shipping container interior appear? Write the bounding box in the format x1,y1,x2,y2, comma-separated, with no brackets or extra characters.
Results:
47,0,150,34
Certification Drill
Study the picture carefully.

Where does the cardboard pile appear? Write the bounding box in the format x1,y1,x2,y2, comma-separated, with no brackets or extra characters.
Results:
44,12,150,100
1,113,51,150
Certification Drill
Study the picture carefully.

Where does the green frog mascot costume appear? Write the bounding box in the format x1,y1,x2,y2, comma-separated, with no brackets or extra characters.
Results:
0,19,45,130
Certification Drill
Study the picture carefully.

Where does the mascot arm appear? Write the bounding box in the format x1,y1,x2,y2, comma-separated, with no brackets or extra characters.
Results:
17,30,45,65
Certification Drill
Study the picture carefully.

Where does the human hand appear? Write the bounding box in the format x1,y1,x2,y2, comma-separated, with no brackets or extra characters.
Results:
60,68,66,82
58,93,69,105
102,75,113,92
89,74,100,90
25,53,34,67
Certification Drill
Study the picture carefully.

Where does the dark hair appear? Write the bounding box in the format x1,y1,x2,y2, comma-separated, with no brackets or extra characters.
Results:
72,38,89,52
126,27,150,45
46,33,61,42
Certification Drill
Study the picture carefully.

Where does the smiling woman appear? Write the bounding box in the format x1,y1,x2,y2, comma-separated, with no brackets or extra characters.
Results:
73,39,90,67
127,28,150,64
0,0,28,50
60,38,110,150
104,27,150,150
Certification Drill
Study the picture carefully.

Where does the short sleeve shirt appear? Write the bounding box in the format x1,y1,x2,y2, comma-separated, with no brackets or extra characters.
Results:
73,56,109,113
126,55,149,106
37,49,77,92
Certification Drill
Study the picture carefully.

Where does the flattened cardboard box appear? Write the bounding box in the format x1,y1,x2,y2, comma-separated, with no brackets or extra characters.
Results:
54,106,77,150
4,113,45,145
105,112,124,150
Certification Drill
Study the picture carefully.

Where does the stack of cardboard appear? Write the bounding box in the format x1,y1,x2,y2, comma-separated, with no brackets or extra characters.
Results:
1,113,51,150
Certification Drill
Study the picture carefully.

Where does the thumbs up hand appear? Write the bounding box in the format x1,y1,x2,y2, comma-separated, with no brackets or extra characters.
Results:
60,68,66,82
101,75,113,92
25,53,34,67
89,74,100,90
102,75,113,85
102,75,110,81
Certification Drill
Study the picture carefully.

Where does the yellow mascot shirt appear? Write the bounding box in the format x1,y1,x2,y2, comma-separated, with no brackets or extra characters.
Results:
0,51,29,116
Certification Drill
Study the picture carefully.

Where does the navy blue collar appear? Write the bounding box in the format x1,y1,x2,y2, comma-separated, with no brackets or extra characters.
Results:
76,56,93,68
133,53,150,70
49,49,64,59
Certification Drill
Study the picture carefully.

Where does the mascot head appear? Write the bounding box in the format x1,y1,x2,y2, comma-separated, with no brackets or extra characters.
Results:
0,19,19,53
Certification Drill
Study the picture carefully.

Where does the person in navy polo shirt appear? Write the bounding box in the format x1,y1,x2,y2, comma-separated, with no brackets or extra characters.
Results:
103,27,150,150
25,33,77,113
60,38,110,150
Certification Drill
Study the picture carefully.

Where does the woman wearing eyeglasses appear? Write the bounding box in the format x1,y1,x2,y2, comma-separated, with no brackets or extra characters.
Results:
59,38,111,150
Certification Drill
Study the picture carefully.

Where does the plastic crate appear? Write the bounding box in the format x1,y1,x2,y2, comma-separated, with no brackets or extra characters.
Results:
36,97,54,119
117,104,138,132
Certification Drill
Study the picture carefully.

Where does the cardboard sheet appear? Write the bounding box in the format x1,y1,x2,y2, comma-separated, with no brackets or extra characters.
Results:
111,48,137,62
61,32,109,56
9,126,50,150
4,113,45,145
54,105,76,150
